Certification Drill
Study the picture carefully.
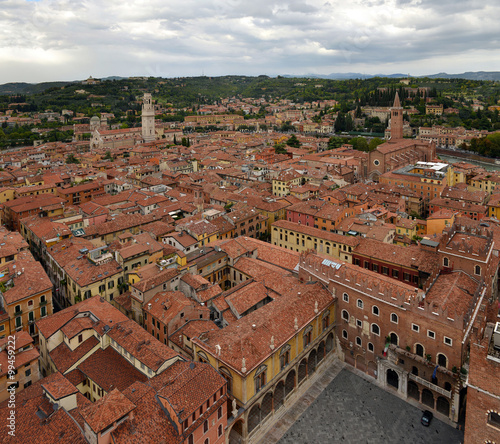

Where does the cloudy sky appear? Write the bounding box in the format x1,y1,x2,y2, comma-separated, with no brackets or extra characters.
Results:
1,0,499,84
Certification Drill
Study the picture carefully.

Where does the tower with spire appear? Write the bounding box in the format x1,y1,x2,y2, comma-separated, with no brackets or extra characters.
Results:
389,92,403,140
142,93,155,143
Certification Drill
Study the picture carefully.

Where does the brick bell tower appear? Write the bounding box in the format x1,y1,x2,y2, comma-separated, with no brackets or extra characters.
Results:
390,92,403,140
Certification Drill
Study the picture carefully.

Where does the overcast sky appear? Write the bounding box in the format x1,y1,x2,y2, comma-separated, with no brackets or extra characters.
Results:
1,0,499,84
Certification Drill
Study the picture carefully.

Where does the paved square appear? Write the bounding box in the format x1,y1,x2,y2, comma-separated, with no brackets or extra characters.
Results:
278,369,464,444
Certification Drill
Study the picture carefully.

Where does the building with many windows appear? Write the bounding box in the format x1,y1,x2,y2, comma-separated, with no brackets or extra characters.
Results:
298,246,495,425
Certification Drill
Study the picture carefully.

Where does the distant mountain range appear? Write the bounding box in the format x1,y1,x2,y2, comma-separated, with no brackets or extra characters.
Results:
1,72,499,95
285,71,500,81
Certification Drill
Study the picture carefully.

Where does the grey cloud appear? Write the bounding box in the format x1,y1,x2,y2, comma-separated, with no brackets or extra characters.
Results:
0,0,499,83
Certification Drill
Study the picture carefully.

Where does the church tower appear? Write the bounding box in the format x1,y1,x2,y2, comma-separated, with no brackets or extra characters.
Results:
389,92,403,140
142,93,155,142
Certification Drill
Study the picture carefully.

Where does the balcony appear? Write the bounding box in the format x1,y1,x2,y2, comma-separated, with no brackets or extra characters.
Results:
13,309,22,316
409,373,452,398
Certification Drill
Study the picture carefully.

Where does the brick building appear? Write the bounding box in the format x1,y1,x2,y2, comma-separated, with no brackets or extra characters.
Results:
464,321,500,443
298,243,496,424
352,238,437,287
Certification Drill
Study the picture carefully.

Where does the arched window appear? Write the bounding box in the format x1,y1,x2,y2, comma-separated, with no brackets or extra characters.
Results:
475,265,481,276
322,310,330,331
371,324,380,336
219,366,233,394
197,351,209,364
443,257,449,267
356,336,362,346
341,310,349,321
390,313,398,324
203,420,208,433
279,344,291,370
372,305,379,316
437,353,447,368
390,332,398,346
367,342,374,352
343,292,349,302
415,343,424,357
254,365,267,393
303,325,313,348
357,299,364,309
342,329,348,339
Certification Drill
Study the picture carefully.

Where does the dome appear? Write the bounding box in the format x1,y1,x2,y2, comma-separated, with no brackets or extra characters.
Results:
90,116,100,122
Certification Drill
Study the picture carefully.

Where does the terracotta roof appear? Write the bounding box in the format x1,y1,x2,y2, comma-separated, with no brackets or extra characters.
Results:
41,371,79,401
194,281,333,374
150,360,226,422
225,281,270,316
131,267,179,293
354,237,438,274
80,388,136,434
2,255,52,304
36,296,129,339
425,271,479,317
50,336,100,373
107,319,180,371
77,346,148,392
272,219,360,247
111,383,178,443
0,375,88,443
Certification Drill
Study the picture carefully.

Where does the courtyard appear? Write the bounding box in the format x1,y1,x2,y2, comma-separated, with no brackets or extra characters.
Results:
277,369,464,444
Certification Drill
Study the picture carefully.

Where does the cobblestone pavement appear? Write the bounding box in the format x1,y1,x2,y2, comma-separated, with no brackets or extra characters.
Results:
277,369,464,444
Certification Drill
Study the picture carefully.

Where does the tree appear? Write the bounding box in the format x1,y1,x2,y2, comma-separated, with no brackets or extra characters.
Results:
275,143,288,154
66,154,80,164
368,137,384,151
104,151,114,161
350,136,369,151
286,134,301,148
327,136,344,150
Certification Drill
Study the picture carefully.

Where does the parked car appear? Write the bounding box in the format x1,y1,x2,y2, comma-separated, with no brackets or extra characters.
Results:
421,410,433,426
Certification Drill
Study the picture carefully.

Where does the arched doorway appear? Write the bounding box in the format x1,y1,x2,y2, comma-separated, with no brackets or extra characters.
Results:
326,333,334,353
387,369,399,389
308,349,317,376
407,381,419,400
298,359,307,384
248,404,261,434
261,392,273,420
415,344,424,357
229,420,243,444
437,353,447,368
422,389,434,408
437,396,450,416
274,381,285,411
285,370,295,397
